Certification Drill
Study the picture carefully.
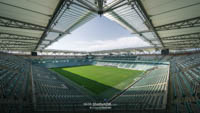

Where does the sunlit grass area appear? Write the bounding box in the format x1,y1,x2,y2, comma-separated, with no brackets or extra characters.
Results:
51,65,143,98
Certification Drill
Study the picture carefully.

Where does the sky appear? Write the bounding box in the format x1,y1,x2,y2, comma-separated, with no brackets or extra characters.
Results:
46,16,150,51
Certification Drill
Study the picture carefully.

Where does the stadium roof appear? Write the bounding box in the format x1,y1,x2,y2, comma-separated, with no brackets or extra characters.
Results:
0,0,200,52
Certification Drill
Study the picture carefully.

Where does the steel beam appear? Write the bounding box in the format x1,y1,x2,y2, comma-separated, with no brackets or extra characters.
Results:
164,39,200,43
161,32,200,40
155,16,200,31
0,48,33,51
165,44,200,46
0,16,46,31
135,0,165,47
165,45,200,49
0,39,38,44
165,46,200,50
0,32,40,40
97,0,104,14
0,44,35,50
0,37,39,41
0,16,65,34
132,30,152,34
163,39,200,43
108,11,155,46
75,0,98,12
164,40,200,45
164,42,200,47
0,42,36,46
43,12,95,49
34,0,67,50
166,45,200,49
0,46,34,49
72,2,97,13
103,0,127,13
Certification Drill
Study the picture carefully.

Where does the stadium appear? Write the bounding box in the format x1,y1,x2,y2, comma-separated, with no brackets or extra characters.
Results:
0,0,200,113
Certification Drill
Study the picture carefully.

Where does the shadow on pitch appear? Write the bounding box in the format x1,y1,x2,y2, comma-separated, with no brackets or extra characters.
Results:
52,68,120,100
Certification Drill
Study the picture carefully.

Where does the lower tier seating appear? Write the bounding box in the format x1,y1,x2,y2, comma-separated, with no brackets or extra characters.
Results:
112,67,169,110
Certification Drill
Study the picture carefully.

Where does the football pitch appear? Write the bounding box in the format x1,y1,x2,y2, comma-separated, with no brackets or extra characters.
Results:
51,65,143,99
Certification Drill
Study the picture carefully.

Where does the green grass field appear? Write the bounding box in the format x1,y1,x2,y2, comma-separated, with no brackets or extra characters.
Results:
51,65,143,99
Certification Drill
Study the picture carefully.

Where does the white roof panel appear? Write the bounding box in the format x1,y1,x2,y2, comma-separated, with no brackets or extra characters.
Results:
141,0,200,50
0,0,59,51
1,0,199,52
151,4,200,26
0,26,43,37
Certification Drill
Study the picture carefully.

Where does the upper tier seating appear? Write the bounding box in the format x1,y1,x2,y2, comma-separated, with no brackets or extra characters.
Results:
32,58,92,68
95,61,163,71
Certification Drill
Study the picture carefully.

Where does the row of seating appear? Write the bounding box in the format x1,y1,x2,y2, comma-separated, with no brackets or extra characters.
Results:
170,53,200,113
174,101,200,113
133,68,168,87
0,53,32,113
32,66,94,111
102,55,168,62
103,56,137,61
113,95,164,110
0,52,94,112
95,61,159,71
113,67,169,110
32,58,92,68
123,84,166,96
175,54,200,69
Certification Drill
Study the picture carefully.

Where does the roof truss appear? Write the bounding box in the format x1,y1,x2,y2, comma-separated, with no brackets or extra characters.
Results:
155,16,200,31
0,16,46,31
0,32,40,40
0,0,200,53
134,0,164,47
161,32,200,41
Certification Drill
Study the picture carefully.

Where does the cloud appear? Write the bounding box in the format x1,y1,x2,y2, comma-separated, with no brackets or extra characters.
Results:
46,36,150,52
